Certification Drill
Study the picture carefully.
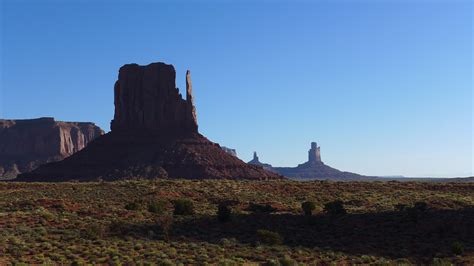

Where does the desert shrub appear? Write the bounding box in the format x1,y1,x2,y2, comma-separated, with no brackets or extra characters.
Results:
256,229,283,245
124,201,140,211
264,259,280,266
301,201,316,216
395,203,408,212
219,237,238,246
157,258,174,266
83,223,106,240
324,200,346,216
432,258,453,266
217,203,232,222
248,203,277,214
218,259,241,266
279,255,297,266
148,200,166,214
173,199,194,215
36,207,55,220
451,241,464,255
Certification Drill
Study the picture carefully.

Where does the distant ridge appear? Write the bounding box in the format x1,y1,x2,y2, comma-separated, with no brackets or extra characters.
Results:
249,142,369,180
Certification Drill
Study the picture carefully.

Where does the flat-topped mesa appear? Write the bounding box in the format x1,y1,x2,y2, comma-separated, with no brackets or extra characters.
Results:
0,117,103,178
110,63,198,135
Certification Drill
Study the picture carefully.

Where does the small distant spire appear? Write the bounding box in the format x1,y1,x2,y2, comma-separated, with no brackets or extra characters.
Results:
308,141,321,163
253,151,258,161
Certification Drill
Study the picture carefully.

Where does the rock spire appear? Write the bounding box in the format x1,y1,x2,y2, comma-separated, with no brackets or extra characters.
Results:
186,70,197,125
308,142,321,163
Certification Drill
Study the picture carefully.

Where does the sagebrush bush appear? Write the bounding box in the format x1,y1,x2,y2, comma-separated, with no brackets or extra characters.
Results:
83,223,106,239
279,255,297,266
217,203,232,222
148,200,166,214
173,199,194,215
256,229,283,245
301,201,316,216
324,200,346,216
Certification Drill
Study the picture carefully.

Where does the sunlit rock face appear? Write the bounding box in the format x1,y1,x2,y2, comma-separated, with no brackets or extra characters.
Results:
18,62,283,181
0,117,103,178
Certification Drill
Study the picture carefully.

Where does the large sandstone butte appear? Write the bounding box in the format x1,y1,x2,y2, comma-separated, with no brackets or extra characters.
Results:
18,62,282,181
0,117,103,178
249,142,368,180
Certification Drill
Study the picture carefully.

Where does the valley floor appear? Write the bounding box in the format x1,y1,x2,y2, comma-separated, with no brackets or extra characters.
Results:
0,180,473,265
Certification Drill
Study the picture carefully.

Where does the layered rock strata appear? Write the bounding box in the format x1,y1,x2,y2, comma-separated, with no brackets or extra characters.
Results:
0,118,103,178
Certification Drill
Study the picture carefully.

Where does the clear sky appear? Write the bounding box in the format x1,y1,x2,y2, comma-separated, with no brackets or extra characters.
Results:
1,0,472,177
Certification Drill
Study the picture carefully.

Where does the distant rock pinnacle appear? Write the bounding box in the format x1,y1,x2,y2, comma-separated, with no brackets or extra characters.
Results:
308,142,321,164
249,142,366,180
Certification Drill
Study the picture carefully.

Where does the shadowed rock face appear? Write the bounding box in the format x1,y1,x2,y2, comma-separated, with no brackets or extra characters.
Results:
18,62,282,181
0,118,103,178
111,63,197,134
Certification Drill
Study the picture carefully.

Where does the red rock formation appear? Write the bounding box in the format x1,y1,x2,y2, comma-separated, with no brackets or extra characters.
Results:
17,62,282,181
248,142,367,180
111,63,197,134
0,117,103,178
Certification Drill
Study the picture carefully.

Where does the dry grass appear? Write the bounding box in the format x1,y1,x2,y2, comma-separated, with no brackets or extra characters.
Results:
0,179,473,264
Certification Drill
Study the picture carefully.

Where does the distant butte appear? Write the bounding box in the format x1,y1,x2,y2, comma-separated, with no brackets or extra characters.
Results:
249,142,367,180
17,62,282,181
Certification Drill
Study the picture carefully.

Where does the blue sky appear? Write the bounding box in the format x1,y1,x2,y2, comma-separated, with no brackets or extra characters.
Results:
1,0,472,177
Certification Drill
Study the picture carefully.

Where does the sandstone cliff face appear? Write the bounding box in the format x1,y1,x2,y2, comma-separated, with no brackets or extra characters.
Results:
111,63,198,134
0,117,103,178
18,62,282,181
